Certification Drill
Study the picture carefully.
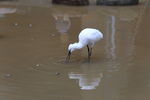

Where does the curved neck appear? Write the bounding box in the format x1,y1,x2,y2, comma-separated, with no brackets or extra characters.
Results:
74,42,85,49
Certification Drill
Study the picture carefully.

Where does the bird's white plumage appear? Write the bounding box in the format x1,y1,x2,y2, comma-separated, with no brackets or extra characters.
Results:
78,28,103,47
68,28,103,52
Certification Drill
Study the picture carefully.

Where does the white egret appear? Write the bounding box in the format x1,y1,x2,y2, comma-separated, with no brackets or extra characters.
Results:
66,28,103,62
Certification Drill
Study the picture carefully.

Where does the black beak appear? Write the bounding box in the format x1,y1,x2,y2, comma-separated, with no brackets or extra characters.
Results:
65,51,71,62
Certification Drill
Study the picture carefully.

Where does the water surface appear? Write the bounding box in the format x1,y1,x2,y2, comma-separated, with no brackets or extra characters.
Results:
0,1,150,100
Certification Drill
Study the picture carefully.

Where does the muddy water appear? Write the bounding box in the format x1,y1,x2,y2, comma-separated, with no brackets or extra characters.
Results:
0,1,150,100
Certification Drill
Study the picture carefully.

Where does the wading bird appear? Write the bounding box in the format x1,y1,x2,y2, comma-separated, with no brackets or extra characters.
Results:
66,28,103,62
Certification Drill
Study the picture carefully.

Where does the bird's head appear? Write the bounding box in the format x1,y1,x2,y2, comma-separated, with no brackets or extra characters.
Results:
68,43,79,52
65,43,78,62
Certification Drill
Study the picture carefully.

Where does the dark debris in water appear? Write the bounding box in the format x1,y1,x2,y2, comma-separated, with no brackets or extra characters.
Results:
13,22,19,26
32,64,41,70
50,34,55,37
28,24,33,28
55,72,60,76
2,73,13,78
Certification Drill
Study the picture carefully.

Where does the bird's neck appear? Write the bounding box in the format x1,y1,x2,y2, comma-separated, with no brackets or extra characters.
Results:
74,42,85,49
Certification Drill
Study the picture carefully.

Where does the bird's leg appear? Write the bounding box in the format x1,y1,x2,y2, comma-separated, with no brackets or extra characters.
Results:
87,45,91,62
89,47,93,62
89,48,92,57
65,51,71,62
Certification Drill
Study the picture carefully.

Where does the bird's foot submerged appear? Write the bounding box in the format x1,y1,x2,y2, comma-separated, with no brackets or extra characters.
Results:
65,51,71,63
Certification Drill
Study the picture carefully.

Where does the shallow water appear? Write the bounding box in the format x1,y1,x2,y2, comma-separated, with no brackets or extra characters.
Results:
0,1,150,100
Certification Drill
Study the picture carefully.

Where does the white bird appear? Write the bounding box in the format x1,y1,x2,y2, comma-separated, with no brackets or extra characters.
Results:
66,28,103,62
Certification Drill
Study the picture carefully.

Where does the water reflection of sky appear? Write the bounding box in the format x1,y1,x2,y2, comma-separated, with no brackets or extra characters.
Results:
54,15,71,33
51,6,87,44
0,8,16,17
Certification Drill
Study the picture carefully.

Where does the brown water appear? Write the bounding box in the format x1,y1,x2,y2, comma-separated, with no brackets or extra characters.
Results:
0,1,150,100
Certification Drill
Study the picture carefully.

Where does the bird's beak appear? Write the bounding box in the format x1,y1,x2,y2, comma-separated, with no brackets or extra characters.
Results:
66,51,71,62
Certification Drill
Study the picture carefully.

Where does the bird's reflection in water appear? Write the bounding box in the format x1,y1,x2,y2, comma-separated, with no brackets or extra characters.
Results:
69,72,103,90
68,63,103,90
